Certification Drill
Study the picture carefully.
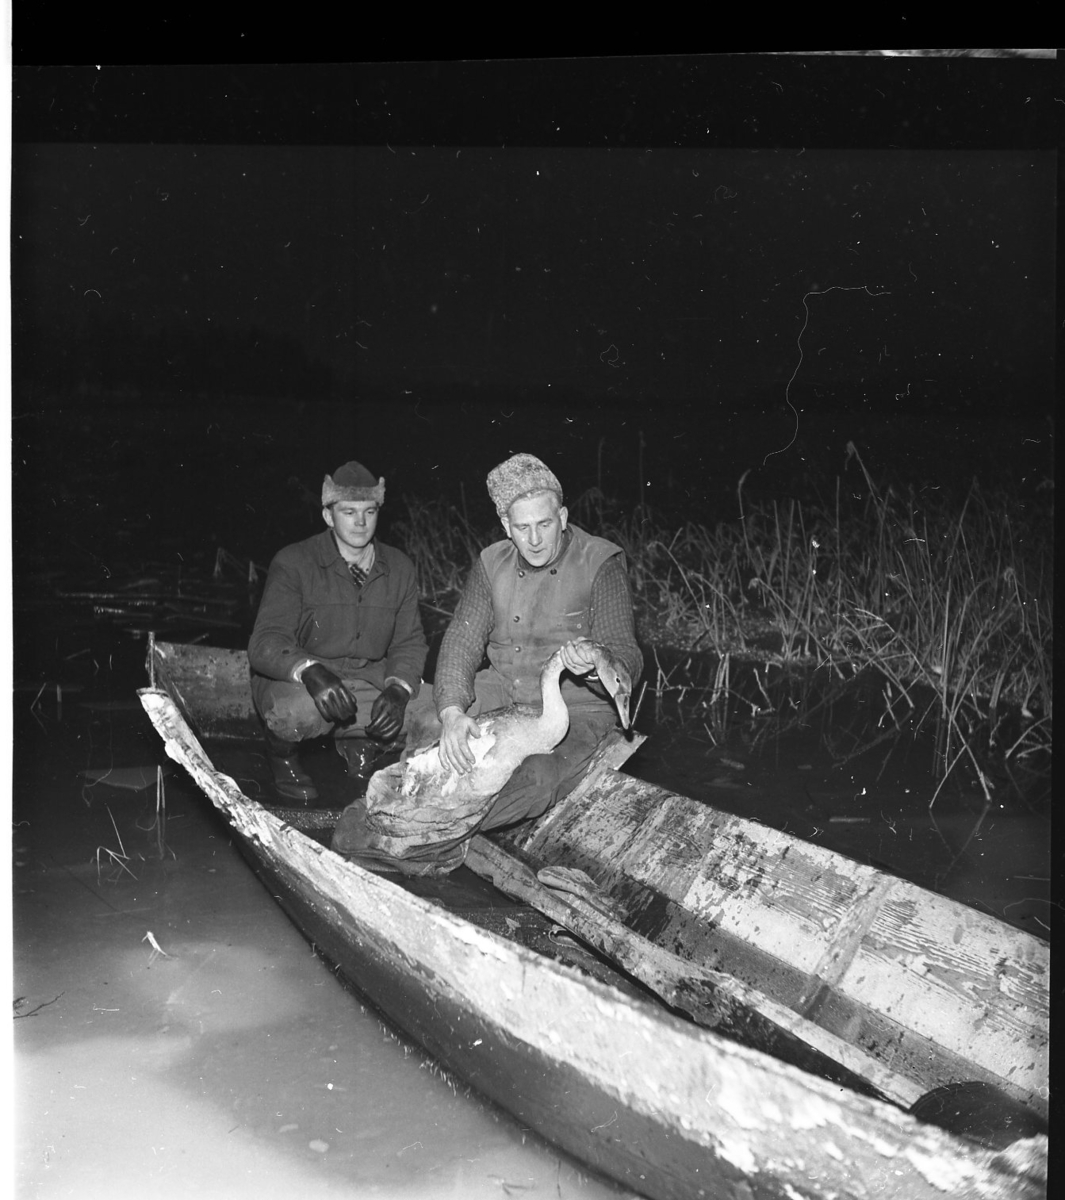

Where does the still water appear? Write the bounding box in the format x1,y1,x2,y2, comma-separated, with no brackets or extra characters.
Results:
12,690,635,1199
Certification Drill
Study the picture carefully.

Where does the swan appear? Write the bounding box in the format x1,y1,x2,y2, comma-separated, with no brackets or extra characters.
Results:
395,638,632,809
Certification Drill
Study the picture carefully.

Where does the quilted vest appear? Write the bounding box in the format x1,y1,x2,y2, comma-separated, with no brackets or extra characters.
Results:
481,524,623,710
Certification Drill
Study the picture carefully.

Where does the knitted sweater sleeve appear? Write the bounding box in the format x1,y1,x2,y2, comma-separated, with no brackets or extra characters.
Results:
588,554,643,689
432,560,493,715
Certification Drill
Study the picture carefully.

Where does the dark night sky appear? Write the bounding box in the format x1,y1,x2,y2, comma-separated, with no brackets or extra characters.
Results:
9,56,1059,414
12,143,361,379
10,140,1055,408
5,56,1060,526
346,144,1054,406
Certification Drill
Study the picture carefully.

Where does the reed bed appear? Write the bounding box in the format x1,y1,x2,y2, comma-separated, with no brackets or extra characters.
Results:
392,447,1052,796
389,498,488,621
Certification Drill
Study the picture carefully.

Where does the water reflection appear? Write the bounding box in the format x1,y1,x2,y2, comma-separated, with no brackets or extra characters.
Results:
12,704,633,1200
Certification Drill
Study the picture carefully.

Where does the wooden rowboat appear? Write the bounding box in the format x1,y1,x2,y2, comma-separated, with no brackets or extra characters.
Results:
139,638,1049,1200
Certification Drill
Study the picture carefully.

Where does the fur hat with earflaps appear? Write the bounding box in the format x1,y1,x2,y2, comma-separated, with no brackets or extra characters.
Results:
486,453,563,519
322,461,386,506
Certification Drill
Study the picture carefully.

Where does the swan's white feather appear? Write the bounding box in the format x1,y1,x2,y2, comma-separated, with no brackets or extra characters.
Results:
396,641,630,808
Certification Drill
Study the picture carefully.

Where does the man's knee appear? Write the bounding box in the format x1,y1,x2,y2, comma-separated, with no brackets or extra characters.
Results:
403,681,441,749
263,707,323,743
480,718,613,830
256,681,327,742
481,753,561,830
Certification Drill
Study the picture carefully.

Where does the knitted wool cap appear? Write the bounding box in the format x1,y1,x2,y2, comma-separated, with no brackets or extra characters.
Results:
486,453,563,519
322,461,386,506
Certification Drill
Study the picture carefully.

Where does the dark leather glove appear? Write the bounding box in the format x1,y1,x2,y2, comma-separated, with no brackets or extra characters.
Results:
366,682,410,741
301,663,357,723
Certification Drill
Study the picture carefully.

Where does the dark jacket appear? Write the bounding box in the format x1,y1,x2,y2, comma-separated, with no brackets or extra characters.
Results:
248,530,427,692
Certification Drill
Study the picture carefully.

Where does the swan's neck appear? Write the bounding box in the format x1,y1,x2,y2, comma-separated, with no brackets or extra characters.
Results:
540,657,570,733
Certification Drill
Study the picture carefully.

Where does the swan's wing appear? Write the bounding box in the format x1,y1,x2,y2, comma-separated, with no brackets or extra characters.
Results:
399,728,500,800
399,743,448,798
475,703,538,732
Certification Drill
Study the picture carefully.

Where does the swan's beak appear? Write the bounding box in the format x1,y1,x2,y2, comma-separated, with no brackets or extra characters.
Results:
595,654,632,730
603,663,632,730
613,687,631,730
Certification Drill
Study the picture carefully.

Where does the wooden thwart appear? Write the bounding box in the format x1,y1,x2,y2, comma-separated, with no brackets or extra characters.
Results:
795,871,898,1018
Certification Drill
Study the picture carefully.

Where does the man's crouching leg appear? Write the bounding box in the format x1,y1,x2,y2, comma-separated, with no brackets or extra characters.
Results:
264,728,319,803
480,710,617,832
254,679,333,805
334,735,401,797
402,681,442,752
333,679,432,796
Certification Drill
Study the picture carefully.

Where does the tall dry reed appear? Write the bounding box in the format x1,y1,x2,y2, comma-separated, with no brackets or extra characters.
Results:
392,450,1052,794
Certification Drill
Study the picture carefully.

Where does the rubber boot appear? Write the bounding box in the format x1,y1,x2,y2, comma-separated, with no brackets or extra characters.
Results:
334,737,382,798
264,729,319,803
335,736,408,798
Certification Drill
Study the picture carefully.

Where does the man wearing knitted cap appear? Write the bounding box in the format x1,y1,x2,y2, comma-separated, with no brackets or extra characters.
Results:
248,460,428,804
412,451,641,831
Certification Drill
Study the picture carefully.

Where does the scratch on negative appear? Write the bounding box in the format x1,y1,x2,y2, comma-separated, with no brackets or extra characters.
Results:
591,1112,618,1132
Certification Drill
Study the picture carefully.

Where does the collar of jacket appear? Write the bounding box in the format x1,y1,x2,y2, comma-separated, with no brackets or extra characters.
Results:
317,528,387,577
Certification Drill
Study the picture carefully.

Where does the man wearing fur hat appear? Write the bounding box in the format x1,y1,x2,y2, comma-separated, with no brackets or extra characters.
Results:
249,460,428,804
417,451,641,830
